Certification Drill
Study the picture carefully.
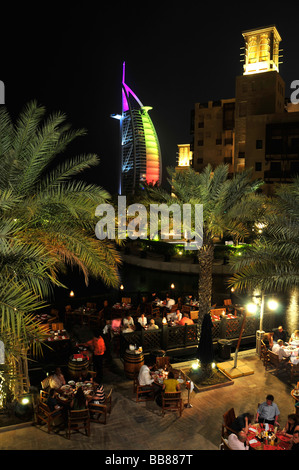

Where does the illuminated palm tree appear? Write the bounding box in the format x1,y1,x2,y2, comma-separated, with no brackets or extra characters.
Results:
0,101,121,399
143,165,264,320
229,177,299,293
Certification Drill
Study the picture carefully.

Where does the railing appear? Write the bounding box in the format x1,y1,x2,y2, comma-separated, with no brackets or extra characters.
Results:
119,312,275,357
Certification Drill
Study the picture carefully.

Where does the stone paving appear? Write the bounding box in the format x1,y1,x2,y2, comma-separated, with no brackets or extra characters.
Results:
0,349,296,452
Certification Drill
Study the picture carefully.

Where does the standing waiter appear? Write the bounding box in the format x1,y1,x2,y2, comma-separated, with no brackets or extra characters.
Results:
86,330,106,383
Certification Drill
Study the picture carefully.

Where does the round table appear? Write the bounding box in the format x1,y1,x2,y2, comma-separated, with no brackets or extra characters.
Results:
247,423,291,450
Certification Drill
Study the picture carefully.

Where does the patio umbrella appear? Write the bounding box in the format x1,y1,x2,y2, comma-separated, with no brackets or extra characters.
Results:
197,313,214,365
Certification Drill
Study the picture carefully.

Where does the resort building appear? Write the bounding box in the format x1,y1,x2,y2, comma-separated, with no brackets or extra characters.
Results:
190,25,299,194
111,62,162,195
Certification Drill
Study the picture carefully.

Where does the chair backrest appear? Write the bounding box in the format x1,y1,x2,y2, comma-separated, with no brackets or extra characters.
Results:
151,307,160,317
68,409,90,422
211,308,226,316
41,376,50,390
65,305,72,312
104,388,113,406
40,390,49,402
182,305,191,314
162,392,182,413
190,310,199,320
170,303,178,312
38,401,51,415
268,350,280,365
223,408,236,428
224,299,232,306
122,298,131,305
156,356,170,369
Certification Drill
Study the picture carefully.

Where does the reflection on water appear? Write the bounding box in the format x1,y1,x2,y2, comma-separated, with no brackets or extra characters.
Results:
286,288,299,336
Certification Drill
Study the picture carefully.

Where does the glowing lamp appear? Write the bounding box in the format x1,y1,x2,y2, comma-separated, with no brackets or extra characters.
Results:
268,300,278,311
69,290,74,297
246,303,258,314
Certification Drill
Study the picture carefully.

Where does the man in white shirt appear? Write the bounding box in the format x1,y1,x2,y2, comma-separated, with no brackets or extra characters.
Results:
272,340,291,361
165,296,175,311
228,431,249,450
138,364,154,387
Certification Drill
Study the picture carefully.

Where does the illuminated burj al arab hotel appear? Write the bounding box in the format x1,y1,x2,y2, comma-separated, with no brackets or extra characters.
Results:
111,62,162,195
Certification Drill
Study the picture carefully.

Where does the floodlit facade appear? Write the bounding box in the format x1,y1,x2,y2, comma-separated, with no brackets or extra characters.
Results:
191,25,299,193
111,62,162,195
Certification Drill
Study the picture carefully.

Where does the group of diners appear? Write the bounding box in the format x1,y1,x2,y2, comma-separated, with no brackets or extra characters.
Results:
262,326,299,367
120,308,194,334
225,394,299,450
42,366,107,426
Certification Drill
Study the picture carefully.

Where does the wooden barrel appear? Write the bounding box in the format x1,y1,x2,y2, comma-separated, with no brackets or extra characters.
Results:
68,356,89,380
124,350,144,379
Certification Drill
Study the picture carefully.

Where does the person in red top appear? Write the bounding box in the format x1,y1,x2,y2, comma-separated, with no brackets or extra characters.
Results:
87,332,106,383
178,315,194,326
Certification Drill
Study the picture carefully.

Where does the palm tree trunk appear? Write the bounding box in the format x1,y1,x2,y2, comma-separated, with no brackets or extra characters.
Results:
197,239,214,323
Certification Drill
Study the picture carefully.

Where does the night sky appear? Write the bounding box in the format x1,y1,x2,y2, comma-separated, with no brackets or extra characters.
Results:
2,2,299,194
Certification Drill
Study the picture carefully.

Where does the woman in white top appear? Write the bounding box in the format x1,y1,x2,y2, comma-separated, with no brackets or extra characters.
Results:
138,313,147,328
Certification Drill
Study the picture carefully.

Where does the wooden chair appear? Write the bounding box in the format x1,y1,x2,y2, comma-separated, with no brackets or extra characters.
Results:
266,350,283,373
155,356,170,369
122,297,131,305
190,310,199,321
39,390,49,403
35,401,63,433
224,299,232,307
260,340,270,367
41,376,50,391
134,377,155,402
67,409,90,439
151,306,161,318
170,303,178,313
181,305,191,314
222,408,237,437
162,392,183,417
289,363,299,382
88,388,112,424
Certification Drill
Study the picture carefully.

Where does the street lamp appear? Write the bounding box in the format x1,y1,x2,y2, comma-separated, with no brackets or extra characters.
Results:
247,292,279,356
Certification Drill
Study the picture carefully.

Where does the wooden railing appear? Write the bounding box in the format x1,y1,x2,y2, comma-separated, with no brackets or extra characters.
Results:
119,313,275,356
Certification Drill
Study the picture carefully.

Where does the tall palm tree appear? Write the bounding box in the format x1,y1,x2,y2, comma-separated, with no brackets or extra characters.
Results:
229,177,299,293
0,101,121,293
143,165,264,320
0,101,121,399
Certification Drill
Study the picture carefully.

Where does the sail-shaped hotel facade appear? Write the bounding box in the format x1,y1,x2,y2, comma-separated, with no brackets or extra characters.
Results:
111,63,162,195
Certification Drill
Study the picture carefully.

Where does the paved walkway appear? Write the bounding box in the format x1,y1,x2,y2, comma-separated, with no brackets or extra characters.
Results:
0,350,296,451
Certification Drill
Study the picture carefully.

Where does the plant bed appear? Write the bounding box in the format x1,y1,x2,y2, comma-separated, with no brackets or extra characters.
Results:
181,366,234,392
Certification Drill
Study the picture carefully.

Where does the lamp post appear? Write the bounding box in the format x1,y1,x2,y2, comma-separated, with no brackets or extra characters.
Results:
247,292,279,356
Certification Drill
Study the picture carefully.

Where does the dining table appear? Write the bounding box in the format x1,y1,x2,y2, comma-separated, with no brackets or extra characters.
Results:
246,423,291,450
57,381,97,406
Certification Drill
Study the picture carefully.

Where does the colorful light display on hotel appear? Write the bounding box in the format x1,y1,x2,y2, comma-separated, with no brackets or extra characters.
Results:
111,62,162,194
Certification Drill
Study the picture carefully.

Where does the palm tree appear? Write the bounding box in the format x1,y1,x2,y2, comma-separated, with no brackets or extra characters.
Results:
0,101,121,292
0,101,121,401
229,177,299,293
143,165,264,320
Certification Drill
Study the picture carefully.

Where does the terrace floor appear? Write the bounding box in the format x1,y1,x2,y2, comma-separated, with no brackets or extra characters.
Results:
0,349,297,454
